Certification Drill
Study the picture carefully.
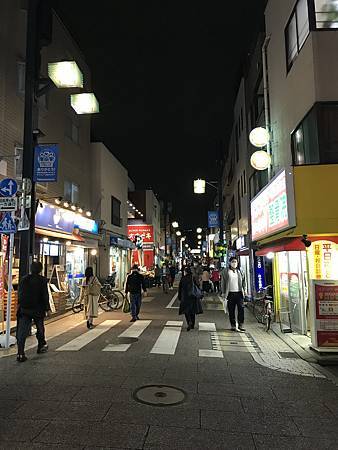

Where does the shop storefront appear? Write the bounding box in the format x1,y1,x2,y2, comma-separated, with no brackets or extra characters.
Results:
252,165,338,351
235,235,252,298
109,235,133,289
127,224,155,270
35,201,100,314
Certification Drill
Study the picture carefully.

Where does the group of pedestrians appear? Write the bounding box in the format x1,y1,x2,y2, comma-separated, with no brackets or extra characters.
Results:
154,263,176,292
15,256,246,362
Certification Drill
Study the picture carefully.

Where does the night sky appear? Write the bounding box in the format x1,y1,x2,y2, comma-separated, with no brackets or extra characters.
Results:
52,1,266,235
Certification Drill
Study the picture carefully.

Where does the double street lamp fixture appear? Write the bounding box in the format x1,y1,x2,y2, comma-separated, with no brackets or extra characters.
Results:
249,127,271,171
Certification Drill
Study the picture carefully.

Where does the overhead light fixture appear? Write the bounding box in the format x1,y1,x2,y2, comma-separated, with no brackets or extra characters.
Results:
90,249,98,256
193,179,206,194
196,227,202,233
43,237,48,243
176,231,182,236
71,205,76,211
266,252,274,260
185,244,189,248
198,241,202,245
250,150,271,171
54,197,62,205
63,201,69,208
66,240,72,246
172,221,179,228
48,61,83,88
133,206,136,210
71,93,99,114
249,127,270,148
197,234,202,239
86,210,92,217
78,207,83,213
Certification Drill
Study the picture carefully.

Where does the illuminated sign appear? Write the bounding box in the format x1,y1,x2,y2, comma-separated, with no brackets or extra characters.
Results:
74,215,99,234
308,240,338,280
128,224,154,244
251,169,296,241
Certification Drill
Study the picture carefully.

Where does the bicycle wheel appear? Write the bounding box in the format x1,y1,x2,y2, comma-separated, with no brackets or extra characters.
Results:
112,290,124,309
253,299,265,323
72,295,83,313
99,294,113,312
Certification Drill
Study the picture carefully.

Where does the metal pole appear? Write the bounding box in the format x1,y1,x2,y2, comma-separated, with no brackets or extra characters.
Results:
5,225,15,348
218,163,224,249
19,0,39,279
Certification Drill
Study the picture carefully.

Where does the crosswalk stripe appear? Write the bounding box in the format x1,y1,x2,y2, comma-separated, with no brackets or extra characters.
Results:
118,320,151,338
150,324,182,355
166,321,183,327
199,349,224,358
199,322,216,331
56,320,121,351
166,292,178,308
103,343,131,352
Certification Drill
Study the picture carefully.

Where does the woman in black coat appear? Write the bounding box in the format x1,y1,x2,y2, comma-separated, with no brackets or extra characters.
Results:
178,266,203,331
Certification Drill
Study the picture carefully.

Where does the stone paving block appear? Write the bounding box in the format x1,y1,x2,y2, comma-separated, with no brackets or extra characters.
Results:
0,385,80,402
104,403,200,429
0,419,49,442
144,425,256,449
47,373,126,388
241,398,335,418
121,376,198,394
293,417,338,438
253,434,338,449
10,401,62,420
0,444,82,449
186,393,243,411
198,382,275,399
71,386,132,403
201,410,300,436
0,400,24,417
34,421,147,448
272,387,337,402
54,401,112,421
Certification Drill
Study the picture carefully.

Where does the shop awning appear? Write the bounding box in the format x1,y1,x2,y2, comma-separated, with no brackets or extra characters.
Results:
256,235,338,256
36,227,85,242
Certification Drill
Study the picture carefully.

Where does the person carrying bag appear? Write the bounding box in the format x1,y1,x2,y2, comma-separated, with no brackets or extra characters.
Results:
178,266,203,331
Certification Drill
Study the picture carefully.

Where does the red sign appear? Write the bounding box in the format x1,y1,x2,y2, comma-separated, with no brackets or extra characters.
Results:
314,282,338,349
128,224,154,244
251,170,293,241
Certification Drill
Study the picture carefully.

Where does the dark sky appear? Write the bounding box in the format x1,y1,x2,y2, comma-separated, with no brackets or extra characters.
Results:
52,1,266,235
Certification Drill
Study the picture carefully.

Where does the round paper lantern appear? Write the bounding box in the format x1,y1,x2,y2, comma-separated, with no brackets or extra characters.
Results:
250,150,271,171
249,127,270,148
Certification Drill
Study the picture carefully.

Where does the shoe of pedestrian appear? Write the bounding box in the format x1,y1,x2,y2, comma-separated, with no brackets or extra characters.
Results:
86,320,91,329
37,344,48,354
130,318,137,322
16,354,27,363
238,326,246,332
187,325,191,331
89,323,95,329
136,316,140,320
231,326,237,331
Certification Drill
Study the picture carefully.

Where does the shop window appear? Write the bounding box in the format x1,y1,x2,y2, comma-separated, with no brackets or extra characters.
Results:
285,0,310,71
64,181,79,203
111,196,121,227
292,103,338,165
314,0,338,28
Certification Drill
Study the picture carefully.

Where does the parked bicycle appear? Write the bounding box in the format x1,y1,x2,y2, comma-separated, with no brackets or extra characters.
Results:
71,279,125,313
252,285,274,331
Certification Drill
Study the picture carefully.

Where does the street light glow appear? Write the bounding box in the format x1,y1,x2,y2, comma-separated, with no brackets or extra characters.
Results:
249,127,270,148
172,221,179,228
197,234,202,239
250,150,271,171
48,61,83,88
193,179,206,194
196,227,202,233
71,93,99,114
176,231,182,236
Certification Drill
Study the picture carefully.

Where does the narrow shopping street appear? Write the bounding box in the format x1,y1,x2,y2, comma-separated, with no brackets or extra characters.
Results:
1,287,338,449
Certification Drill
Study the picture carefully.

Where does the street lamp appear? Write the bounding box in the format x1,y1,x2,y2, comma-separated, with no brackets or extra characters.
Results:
176,230,181,236
71,93,99,114
172,221,179,228
193,179,206,194
185,244,189,248
196,227,202,233
48,61,83,88
249,127,271,171
249,127,270,148
197,234,202,240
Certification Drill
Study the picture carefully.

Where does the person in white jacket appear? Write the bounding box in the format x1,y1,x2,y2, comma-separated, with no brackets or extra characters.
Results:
221,257,246,332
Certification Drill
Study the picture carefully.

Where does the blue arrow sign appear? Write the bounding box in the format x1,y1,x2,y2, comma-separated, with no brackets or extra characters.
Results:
0,178,18,198
0,213,17,234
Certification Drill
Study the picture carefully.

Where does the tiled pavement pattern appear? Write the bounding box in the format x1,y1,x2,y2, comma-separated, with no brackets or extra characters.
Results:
0,288,338,449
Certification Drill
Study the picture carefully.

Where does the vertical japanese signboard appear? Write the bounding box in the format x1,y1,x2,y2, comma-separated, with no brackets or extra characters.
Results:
0,235,9,332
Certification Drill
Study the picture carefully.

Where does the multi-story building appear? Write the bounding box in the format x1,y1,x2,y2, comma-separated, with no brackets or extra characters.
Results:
90,142,132,287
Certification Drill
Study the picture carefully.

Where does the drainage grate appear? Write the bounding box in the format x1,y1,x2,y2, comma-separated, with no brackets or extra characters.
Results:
133,385,187,407
277,351,299,359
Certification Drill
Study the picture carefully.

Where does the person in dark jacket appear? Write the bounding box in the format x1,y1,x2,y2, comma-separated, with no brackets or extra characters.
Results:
178,266,203,331
125,264,147,322
169,264,176,289
16,261,50,362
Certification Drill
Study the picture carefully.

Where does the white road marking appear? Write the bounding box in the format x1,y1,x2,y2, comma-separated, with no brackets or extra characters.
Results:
118,320,151,338
56,320,120,351
199,322,216,331
199,349,224,358
150,325,182,355
166,292,178,309
103,343,131,352
166,321,183,327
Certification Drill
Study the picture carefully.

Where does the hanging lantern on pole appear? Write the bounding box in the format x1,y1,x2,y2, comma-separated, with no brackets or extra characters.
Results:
250,150,271,171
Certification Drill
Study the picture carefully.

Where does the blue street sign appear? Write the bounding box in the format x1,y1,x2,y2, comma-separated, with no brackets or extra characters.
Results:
208,211,219,228
254,255,266,292
0,213,17,234
33,144,59,182
0,178,18,198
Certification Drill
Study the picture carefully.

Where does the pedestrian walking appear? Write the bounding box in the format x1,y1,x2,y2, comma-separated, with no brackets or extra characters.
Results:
169,264,176,289
125,264,147,322
154,264,161,287
210,267,221,293
201,268,210,293
81,267,102,329
161,263,169,293
16,261,50,363
178,266,203,331
191,261,202,285
221,257,246,331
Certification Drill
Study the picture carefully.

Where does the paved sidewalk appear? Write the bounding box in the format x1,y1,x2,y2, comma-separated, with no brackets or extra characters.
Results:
0,288,338,449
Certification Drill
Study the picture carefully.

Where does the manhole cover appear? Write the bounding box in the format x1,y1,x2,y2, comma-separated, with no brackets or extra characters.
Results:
117,337,139,344
133,385,187,407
